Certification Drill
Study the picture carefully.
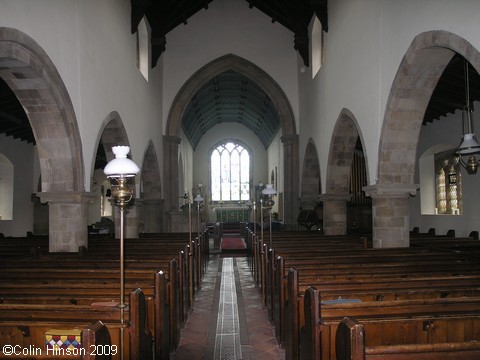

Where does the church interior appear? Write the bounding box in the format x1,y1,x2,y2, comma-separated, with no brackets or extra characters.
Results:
1,0,480,359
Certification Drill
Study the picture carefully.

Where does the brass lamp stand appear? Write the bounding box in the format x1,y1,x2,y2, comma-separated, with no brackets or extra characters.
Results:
262,184,277,248
104,146,139,360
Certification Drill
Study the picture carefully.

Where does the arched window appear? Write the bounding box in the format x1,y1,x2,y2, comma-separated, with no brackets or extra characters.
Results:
435,151,462,214
210,141,250,202
419,145,463,215
310,16,324,79
136,17,150,81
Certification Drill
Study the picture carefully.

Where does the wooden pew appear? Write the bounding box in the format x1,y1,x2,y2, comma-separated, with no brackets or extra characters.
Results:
270,247,480,348
250,230,480,360
335,316,480,360
0,320,112,359
0,237,193,359
0,289,152,360
301,287,480,360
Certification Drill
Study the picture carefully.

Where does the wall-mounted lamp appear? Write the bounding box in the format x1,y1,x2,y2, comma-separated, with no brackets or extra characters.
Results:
456,59,480,174
103,145,139,359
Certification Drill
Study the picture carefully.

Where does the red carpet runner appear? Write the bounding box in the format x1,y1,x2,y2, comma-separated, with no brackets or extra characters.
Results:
220,237,246,251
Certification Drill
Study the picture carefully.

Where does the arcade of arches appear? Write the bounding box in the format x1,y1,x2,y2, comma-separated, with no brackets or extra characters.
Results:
1,26,480,251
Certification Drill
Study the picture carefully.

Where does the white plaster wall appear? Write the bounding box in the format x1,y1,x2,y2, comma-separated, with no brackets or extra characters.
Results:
162,0,299,134
1,0,164,191
0,134,34,236
298,0,382,191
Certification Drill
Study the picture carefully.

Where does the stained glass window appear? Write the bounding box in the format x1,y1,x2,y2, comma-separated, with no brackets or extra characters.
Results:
435,152,462,215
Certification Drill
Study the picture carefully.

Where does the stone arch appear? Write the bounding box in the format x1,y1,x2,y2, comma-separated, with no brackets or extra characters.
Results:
300,139,321,210
97,113,139,238
0,27,83,192
142,141,161,198
0,28,86,251
140,141,163,233
371,30,480,247
164,54,298,227
98,111,131,165
322,108,367,235
379,31,480,186
326,108,366,194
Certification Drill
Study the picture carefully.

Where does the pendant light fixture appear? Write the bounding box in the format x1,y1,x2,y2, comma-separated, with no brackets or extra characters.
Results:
456,59,480,174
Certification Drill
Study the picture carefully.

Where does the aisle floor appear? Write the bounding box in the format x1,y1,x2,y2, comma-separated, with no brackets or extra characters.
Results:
172,255,284,360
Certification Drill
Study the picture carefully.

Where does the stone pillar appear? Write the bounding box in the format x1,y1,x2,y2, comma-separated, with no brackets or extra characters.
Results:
113,199,141,239
39,192,95,252
318,194,350,235
364,184,418,248
281,134,299,229
141,198,164,234
163,135,181,230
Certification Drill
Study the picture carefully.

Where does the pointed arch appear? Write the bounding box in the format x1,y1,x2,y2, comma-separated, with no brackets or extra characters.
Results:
164,54,299,226
378,31,480,186
300,139,321,209
326,108,368,194
0,27,84,192
142,141,161,199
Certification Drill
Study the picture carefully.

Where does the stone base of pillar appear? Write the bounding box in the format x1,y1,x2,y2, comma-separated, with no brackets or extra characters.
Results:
168,210,189,233
39,192,95,253
113,205,140,239
141,198,164,233
364,184,418,248
318,194,350,236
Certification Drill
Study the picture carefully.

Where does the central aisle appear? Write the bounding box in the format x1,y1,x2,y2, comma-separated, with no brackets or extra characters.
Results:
173,256,284,360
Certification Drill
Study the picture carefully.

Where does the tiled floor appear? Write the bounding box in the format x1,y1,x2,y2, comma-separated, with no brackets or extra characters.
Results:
173,255,284,360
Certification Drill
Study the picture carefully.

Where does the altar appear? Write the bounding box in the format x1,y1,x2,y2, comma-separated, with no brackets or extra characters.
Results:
215,207,250,222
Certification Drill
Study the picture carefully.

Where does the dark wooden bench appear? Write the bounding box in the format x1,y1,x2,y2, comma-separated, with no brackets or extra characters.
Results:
0,231,206,360
335,316,480,360
300,287,480,360
0,288,152,360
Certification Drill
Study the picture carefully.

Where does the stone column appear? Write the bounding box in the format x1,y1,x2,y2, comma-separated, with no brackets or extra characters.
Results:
318,194,350,235
110,198,142,239
163,135,181,231
281,134,299,229
141,198,164,234
39,192,95,252
364,184,418,248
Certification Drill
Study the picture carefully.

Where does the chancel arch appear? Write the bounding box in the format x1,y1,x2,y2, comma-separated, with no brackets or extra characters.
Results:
369,30,480,247
164,54,298,228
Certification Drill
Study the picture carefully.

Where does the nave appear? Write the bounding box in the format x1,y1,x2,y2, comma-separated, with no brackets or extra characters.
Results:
174,256,284,360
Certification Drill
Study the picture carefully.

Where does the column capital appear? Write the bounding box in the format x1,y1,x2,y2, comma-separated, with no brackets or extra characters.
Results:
280,133,299,144
363,183,419,198
38,191,97,204
163,135,182,144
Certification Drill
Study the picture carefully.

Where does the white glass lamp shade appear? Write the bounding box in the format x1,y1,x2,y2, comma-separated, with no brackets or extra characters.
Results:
458,133,480,155
262,184,277,195
104,146,140,178
194,194,204,203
